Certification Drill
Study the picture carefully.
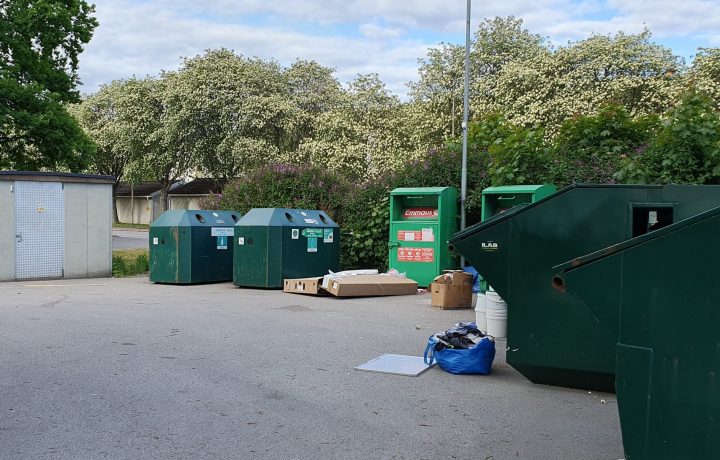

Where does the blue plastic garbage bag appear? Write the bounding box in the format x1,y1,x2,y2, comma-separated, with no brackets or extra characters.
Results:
423,322,495,375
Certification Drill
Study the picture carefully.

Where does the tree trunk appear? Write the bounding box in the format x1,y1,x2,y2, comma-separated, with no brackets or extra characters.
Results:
160,181,170,213
112,182,120,223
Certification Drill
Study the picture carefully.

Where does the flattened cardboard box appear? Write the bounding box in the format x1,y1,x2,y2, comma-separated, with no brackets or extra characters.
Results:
325,275,418,297
283,277,325,295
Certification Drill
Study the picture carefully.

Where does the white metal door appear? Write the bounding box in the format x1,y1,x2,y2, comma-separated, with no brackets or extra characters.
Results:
15,181,64,279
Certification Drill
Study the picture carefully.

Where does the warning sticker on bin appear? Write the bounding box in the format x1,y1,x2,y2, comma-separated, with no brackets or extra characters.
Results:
397,247,434,263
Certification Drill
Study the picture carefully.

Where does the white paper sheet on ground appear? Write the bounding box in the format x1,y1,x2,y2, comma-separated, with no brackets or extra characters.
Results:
354,354,435,376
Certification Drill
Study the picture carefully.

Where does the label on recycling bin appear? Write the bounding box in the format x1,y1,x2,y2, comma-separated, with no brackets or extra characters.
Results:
397,247,433,262
211,227,234,237
302,228,324,238
323,229,334,243
216,236,228,250
402,208,438,219
307,237,318,253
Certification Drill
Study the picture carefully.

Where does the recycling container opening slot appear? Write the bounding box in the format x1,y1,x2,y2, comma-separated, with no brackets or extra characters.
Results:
285,212,295,222
319,214,328,224
195,213,205,223
552,276,566,292
631,205,674,237
231,214,239,222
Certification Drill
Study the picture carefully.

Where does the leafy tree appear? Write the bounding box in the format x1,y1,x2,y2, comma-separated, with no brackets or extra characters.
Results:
162,49,292,181
0,0,98,170
692,48,720,109
620,89,720,184
552,104,658,186
69,81,141,221
120,77,194,212
299,74,414,180
492,30,682,134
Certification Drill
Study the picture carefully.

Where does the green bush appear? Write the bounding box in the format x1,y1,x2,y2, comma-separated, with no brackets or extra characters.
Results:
112,255,127,277
619,89,720,184
553,104,658,186
218,164,350,219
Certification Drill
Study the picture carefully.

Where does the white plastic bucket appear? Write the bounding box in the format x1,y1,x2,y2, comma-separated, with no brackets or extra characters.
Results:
475,293,487,333
485,290,507,338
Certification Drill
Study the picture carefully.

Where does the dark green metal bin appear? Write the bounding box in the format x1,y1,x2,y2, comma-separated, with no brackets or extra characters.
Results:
554,205,720,460
448,184,720,392
233,208,340,288
149,210,240,284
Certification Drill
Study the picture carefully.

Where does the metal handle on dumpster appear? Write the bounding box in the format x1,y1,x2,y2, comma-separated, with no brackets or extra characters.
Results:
388,241,399,248
15,232,22,243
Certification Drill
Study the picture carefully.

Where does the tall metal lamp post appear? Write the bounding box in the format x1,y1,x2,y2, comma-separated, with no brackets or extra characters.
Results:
460,0,471,266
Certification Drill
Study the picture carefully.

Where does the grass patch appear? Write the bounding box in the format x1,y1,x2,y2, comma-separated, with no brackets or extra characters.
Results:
112,248,149,277
113,223,150,230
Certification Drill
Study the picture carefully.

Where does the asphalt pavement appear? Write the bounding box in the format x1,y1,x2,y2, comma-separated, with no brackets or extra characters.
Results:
113,229,149,250
0,278,624,459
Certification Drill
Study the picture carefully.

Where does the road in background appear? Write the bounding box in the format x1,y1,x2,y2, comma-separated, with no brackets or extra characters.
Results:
113,229,148,250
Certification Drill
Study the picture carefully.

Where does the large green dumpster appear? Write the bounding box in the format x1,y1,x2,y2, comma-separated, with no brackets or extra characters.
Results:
149,210,240,284
233,208,340,288
388,187,458,287
448,184,720,392
554,206,720,460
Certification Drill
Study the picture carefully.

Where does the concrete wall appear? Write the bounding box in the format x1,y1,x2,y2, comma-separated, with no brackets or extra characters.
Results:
64,183,112,278
0,182,15,281
116,196,153,224
169,196,203,211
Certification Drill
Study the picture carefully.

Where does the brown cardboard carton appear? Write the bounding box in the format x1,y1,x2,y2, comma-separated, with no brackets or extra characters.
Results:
431,282,473,309
325,275,418,297
283,277,325,295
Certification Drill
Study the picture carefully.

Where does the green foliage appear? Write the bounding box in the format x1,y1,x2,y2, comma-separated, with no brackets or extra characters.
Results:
0,0,98,171
112,249,149,277
620,89,720,184
552,104,659,186
217,164,349,219
460,114,549,189
340,187,391,270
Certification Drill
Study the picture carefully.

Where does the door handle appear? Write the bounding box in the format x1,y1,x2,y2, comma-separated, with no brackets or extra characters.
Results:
388,241,399,248
15,233,22,243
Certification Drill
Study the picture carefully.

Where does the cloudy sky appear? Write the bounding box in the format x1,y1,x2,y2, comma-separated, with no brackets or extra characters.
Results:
78,0,720,98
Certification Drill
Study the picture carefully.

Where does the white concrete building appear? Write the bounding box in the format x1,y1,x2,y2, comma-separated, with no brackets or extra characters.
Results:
0,171,114,281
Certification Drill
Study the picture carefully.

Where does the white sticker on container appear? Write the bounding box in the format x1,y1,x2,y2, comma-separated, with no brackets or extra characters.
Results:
422,228,434,242
238,237,245,245
211,227,234,237
153,237,159,245
304,218,317,224
404,232,416,241
291,229,299,239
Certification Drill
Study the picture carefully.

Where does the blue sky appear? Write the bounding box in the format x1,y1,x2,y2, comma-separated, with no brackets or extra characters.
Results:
78,0,720,98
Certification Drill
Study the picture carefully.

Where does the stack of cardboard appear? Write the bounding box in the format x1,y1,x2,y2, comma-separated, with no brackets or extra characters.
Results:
284,271,418,297
430,270,473,309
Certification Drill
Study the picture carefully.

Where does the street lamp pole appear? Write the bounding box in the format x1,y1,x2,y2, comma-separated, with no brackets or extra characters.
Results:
460,0,471,266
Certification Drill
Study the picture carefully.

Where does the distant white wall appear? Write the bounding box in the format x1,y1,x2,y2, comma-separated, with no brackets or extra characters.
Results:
64,183,112,279
0,182,14,281
116,196,153,224
169,196,203,211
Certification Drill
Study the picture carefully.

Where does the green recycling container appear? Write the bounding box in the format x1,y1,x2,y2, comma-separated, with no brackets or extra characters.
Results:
149,210,241,284
448,184,720,392
554,205,720,460
233,208,340,288
388,187,458,287
481,184,556,221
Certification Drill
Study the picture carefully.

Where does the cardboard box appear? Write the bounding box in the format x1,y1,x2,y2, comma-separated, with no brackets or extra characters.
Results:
283,277,325,295
433,270,474,286
430,271,473,309
325,274,418,297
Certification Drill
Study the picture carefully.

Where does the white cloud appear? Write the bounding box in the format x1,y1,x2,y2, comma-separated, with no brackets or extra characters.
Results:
77,0,720,98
